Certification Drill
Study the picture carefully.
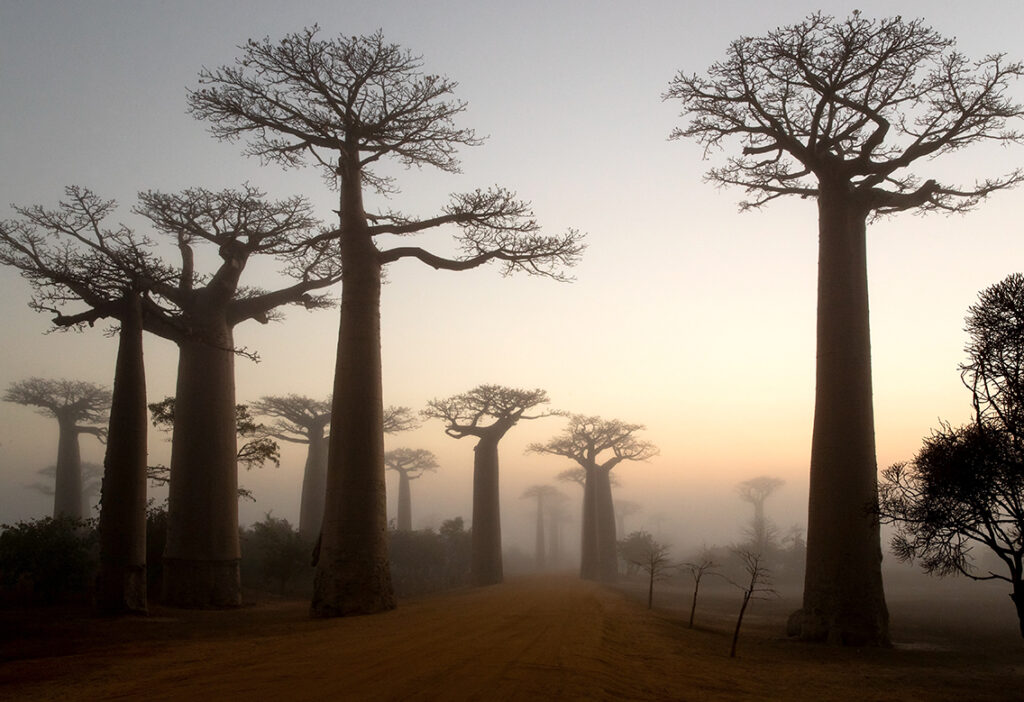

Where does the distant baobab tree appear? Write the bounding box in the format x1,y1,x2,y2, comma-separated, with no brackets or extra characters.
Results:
736,476,784,552
557,467,620,490
521,484,566,570
188,27,584,616
666,12,1024,645
384,448,439,532
252,395,332,541
531,415,657,582
3,378,108,520
615,499,642,540
28,462,103,516
424,385,556,585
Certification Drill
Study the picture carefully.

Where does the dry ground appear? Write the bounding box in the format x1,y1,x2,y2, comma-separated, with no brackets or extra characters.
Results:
1,575,1021,701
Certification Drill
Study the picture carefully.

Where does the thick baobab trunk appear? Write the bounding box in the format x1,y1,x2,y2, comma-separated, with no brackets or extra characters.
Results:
396,472,413,532
53,417,84,520
799,183,889,645
580,469,599,580
1011,580,1024,639
471,435,503,585
549,512,561,566
312,181,394,615
298,429,328,542
594,468,618,582
163,318,240,608
534,493,546,570
96,294,148,615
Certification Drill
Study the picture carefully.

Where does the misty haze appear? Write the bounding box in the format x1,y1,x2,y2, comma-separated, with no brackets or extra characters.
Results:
1,2,1023,701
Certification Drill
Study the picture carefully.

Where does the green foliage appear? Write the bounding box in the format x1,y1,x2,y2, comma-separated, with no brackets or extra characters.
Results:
240,513,312,596
0,516,97,604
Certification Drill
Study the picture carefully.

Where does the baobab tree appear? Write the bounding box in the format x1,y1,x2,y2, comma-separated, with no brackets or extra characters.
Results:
0,186,182,614
189,28,584,616
3,378,108,520
384,448,438,532
530,415,657,582
521,484,566,570
736,476,785,552
252,395,332,541
424,385,555,585
615,499,642,539
134,186,340,608
665,12,1024,645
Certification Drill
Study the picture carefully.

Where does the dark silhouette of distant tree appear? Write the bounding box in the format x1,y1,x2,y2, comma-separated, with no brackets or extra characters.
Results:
189,28,584,616
728,550,776,658
736,476,784,552
666,11,1024,645
28,462,103,516
252,395,332,541
521,484,565,570
683,547,719,628
384,448,438,532
530,415,657,582
879,274,1024,638
4,379,108,520
424,385,555,585
614,499,642,539
619,531,673,609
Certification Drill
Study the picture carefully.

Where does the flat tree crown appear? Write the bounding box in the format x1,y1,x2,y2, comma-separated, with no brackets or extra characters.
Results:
665,11,1024,213
4,378,109,423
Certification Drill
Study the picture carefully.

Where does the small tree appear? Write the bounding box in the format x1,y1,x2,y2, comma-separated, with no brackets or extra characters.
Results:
667,11,1024,646
880,273,1024,638
3,379,108,520
424,385,555,585
384,448,439,532
620,531,673,609
682,547,719,628
728,550,776,658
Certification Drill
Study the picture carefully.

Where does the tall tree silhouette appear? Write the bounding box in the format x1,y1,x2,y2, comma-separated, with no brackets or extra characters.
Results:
3,378,108,519
189,28,584,615
531,416,657,582
666,11,1024,645
0,186,181,614
521,484,565,570
384,448,438,532
736,476,784,552
252,395,332,541
425,385,555,585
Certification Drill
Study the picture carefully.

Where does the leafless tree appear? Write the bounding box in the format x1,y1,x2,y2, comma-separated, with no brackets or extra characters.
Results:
424,385,555,585
521,484,566,570
666,11,1024,645
736,476,784,552
622,531,673,609
727,550,777,658
530,415,657,582
682,547,720,629
188,28,584,616
384,448,439,532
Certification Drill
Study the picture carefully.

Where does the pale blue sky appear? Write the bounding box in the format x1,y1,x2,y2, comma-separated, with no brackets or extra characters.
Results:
1,1,1022,551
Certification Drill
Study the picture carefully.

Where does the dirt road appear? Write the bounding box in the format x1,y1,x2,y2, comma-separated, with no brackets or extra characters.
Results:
1,575,1019,701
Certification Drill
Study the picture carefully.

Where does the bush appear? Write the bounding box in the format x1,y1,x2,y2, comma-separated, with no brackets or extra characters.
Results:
389,517,472,596
0,516,97,605
240,513,313,596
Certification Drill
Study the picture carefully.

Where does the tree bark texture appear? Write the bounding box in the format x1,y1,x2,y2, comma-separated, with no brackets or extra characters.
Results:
471,436,503,586
96,294,148,615
396,472,412,532
799,182,889,645
298,429,328,542
163,316,241,608
312,180,395,615
54,417,84,520
594,469,618,582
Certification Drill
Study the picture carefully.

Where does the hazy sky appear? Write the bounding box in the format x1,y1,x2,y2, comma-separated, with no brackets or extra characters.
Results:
1,1,1022,553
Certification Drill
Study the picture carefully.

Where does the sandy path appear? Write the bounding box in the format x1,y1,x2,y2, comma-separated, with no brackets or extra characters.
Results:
1,575,1020,701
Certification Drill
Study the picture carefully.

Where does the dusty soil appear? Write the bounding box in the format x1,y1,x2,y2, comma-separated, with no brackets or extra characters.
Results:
1,575,1021,701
